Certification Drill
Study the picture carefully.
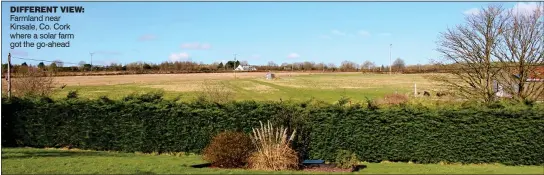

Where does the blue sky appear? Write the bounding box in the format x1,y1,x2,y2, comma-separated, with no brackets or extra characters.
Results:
1,2,538,67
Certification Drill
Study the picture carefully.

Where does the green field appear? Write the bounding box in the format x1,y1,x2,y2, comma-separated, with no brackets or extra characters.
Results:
2,148,541,174
50,73,441,103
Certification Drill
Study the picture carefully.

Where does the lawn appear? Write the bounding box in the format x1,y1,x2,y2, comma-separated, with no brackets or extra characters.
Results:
46,72,442,103
2,148,542,174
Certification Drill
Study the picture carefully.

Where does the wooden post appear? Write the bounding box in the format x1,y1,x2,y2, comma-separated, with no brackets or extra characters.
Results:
7,53,12,98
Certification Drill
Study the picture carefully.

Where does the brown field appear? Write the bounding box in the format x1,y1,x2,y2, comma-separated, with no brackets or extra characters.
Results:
2,72,450,102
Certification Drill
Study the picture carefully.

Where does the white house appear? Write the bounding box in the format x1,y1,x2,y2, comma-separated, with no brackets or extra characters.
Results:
235,65,257,71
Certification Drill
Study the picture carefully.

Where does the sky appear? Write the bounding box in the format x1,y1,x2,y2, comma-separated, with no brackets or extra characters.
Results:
1,2,541,67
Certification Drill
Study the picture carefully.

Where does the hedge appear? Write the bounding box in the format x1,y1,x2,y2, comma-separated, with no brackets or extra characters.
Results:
2,95,543,165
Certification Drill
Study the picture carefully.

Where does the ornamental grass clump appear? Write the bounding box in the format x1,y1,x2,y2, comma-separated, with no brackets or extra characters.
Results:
248,121,299,171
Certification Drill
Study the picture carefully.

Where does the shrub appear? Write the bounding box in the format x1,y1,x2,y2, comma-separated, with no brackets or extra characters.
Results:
9,68,56,97
334,150,359,169
248,121,299,171
202,131,255,168
66,90,78,99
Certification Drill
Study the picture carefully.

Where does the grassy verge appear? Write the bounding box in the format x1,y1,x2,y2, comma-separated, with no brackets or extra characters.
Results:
2,148,541,174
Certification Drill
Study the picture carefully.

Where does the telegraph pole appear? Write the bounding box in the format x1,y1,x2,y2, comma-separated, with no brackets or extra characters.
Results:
7,53,12,98
389,44,392,75
90,52,94,71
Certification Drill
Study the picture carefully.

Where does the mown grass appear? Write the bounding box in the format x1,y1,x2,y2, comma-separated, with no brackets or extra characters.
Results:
51,73,440,103
2,148,542,174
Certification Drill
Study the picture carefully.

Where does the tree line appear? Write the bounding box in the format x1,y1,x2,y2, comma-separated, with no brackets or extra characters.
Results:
2,57,458,76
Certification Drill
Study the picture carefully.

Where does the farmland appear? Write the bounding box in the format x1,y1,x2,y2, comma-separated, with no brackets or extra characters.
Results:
44,72,442,102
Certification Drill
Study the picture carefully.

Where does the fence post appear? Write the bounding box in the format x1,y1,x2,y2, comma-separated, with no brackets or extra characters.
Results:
7,53,12,98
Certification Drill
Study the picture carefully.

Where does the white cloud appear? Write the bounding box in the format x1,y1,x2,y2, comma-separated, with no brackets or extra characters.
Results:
169,52,190,62
180,42,211,50
358,30,371,37
512,2,543,16
331,30,346,36
138,34,156,41
463,8,480,15
287,53,300,59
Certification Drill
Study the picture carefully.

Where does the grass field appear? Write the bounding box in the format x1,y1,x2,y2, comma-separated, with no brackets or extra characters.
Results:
43,72,442,103
2,148,541,174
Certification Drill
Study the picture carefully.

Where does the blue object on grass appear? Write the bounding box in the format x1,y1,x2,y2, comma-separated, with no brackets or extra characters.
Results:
302,160,325,164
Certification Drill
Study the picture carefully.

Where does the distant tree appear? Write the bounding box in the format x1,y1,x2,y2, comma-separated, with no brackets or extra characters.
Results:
361,61,376,71
54,60,64,67
226,61,235,69
21,62,28,67
37,62,46,70
303,61,315,71
240,60,249,66
327,63,337,71
49,62,57,72
217,62,224,69
267,61,278,67
316,62,325,71
143,63,152,70
392,58,405,72
235,60,240,68
340,60,357,72
83,64,92,71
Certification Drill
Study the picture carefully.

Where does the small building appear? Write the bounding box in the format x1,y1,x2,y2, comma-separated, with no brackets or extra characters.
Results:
235,65,257,71
266,72,275,80
494,69,544,98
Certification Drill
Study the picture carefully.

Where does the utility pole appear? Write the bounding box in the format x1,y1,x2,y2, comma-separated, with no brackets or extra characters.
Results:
7,53,12,98
233,54,237,79
90,52,94,71
389,44,392,75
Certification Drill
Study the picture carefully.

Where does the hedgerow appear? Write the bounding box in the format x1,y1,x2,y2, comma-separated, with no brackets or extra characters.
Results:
2,94,542,165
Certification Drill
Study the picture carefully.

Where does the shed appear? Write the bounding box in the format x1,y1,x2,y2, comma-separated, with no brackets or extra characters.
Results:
266,72,275,80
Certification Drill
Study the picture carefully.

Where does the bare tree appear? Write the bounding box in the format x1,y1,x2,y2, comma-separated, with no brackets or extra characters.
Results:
268,61,278,67
240,60,249,66
302,61,315,71
327,63,337,71
11,67,56,97
392,58,406,72
340,60,357,72
435,5,508,103
361,60,376,71
54,60,64,67
494,4,544,102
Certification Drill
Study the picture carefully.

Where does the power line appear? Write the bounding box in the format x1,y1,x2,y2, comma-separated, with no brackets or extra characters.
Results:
10,56,79,65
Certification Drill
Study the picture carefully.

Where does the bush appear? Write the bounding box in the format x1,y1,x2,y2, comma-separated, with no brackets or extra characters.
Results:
66,90,78,99
9,68,56,97
248,121,299,170
334,150,359,169
1,94,543,166
202,131,255,168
